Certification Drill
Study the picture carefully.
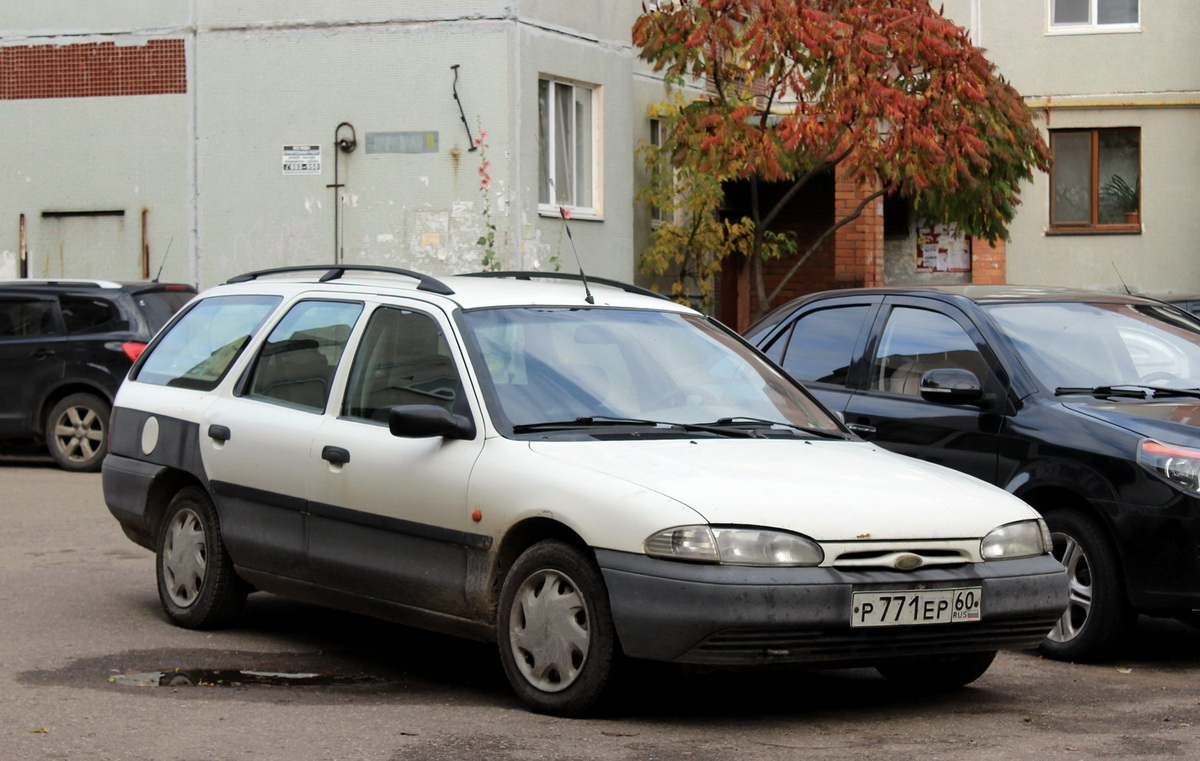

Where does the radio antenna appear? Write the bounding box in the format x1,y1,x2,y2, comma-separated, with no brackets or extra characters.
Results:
555,201,593,305
154,237,174,282
1111,262,1132,295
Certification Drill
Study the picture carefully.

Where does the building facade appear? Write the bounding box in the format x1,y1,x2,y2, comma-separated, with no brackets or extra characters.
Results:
3,1,1197,310
1,2,659,288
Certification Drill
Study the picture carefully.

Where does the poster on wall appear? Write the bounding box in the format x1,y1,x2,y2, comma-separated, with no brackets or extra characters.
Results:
283,145,322,175
915,221,970,272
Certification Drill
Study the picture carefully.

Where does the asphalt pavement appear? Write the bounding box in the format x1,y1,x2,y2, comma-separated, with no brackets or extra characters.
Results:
3,458,1200,760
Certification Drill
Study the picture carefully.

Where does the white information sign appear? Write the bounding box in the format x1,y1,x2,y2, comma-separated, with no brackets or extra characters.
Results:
283,145,321,175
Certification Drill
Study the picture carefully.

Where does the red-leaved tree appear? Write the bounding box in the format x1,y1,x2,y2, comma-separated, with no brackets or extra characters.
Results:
633,0,1051,318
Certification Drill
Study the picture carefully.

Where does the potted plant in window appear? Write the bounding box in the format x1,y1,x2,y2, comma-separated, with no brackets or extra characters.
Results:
1100,174,1140,225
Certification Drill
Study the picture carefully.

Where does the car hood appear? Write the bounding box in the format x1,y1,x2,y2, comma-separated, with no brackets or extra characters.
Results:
526,438,1036,542
1063,399,1200,444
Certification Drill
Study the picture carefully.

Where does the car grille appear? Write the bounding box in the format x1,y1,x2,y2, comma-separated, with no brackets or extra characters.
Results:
683,615,1057,665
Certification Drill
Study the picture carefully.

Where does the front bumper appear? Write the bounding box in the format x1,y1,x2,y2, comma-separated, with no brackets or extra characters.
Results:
597,549,1067,666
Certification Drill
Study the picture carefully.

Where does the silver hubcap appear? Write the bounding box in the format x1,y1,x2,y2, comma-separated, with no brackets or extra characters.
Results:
54,404,103,462
163,508,207,608
1048,531,1091,643
508,569,590,693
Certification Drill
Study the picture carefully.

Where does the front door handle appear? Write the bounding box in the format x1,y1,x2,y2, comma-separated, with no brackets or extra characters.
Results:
322,446,351,465
846,422,876,436
30,348,56,360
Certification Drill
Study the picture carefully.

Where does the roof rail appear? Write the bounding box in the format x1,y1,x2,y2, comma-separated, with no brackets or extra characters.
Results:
461,271,670,301
0,278,123,289
226,265,454,295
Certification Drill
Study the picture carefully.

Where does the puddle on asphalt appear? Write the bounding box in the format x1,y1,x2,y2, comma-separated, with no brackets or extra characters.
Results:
108,668,384,688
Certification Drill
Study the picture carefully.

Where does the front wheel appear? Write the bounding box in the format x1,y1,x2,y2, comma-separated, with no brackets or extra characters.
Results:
1039,509,1136,662
45,392,109,472
497,540,619,716
155,486,247,629
876,650,996,690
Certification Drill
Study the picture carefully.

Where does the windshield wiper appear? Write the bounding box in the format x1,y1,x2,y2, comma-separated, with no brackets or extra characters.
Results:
512,416,757,437
711,416,849,439
1054,384,1200,400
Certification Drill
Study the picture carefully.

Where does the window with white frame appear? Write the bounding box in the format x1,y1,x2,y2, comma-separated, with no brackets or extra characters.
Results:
538,77,596,215
1050,0,1139,32
649,118,667,224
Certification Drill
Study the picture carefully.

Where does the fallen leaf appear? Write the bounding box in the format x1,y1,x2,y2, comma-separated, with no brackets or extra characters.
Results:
1117,667,1133,674
29,728,48,734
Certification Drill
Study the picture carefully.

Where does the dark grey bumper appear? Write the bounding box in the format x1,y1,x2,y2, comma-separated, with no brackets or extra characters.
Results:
102,453,166,550
597,549,1068,665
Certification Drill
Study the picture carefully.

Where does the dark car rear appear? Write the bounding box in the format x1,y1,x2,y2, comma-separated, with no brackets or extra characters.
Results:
0,279,195,470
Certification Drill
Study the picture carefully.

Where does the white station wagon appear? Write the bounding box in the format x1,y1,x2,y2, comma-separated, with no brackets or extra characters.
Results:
103,265,1067,715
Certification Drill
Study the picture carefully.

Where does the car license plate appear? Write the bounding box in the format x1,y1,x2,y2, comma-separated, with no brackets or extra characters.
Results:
851,587,981,627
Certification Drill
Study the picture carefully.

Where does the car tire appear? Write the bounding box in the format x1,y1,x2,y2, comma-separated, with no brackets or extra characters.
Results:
1039,509,1136,662
876,650,996,690
155,486,247,629
497,540,619,716
46,392,110,472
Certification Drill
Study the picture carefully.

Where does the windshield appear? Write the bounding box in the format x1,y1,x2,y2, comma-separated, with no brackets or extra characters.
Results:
461,307,841,435
984,301,1200,391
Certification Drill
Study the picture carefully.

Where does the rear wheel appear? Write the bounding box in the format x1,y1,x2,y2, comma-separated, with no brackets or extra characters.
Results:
497,540,619,716
877,650,996,690
1040,509,1136,661
46,392,109,472
156,486,246,629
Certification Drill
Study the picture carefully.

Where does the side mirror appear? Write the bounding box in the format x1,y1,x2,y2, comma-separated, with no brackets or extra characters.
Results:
388,404,476,440
919,368,984,405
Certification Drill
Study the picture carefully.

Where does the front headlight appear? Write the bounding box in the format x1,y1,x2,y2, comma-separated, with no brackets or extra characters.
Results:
981,519,1048,560
644,525,824,566
1138,439,1200,494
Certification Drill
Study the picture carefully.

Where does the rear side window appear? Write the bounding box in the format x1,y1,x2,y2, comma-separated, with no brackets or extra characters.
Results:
134,295,281,390
0,297,58,338
245,300,363,411
60,295,121,334
778,305,869,386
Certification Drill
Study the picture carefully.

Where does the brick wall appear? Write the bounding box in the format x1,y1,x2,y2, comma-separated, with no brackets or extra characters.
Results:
970,236,1007,284
0,39,186,99
833,164,884,289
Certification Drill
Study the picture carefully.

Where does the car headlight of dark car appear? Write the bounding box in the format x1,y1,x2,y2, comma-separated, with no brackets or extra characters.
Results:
644,526,824,566
980,519,1051,560
1138,439,1200,494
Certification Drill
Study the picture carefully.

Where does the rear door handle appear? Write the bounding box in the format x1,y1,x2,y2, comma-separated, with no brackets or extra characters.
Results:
322,446,351,465
208,424,231,442
30,348,56,360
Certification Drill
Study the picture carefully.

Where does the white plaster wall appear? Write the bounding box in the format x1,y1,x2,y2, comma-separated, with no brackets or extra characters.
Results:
940,0,1200,295
0,94,193,282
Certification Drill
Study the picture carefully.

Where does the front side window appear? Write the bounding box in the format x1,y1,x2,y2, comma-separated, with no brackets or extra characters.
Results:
1050,0,1139,31
342,307,460,422
872,307,988,395
134,295,281,390
538,77,596,214
1050,128,1140,231
246,300,363,412
777,306,869,387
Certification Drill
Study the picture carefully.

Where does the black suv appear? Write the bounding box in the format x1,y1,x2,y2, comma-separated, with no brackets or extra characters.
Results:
0,279,195,471
748,285,1200,662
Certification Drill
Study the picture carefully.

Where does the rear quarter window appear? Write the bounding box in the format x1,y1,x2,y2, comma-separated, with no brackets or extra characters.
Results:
133,294,281,390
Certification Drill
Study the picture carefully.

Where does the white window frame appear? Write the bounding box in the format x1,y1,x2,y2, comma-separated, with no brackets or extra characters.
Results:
538,76,601,219
1047,0,1140,35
